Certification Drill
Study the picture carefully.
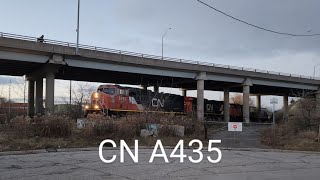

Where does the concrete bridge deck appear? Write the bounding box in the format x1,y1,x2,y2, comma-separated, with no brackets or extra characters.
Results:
0,32,319,121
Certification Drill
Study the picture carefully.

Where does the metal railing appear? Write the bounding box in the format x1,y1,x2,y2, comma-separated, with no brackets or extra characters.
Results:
1,31,319,81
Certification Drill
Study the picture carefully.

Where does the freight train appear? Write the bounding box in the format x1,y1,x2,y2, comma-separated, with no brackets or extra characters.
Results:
84,84,270,122
0,102,28,115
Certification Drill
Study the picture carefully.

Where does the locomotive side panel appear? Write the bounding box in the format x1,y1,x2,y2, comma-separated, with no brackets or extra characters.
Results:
128,88,184,113
191,98,224,121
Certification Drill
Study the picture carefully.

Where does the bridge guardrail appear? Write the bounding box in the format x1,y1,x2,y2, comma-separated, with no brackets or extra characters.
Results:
1,31,320,81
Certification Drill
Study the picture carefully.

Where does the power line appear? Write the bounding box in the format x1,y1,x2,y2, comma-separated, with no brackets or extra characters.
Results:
196,0,320,37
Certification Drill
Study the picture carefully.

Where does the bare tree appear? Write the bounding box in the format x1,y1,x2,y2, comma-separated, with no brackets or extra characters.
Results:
72,82,95,105
0,77,27,118
230,94,255,106
288,90,320,132
69,82,95,118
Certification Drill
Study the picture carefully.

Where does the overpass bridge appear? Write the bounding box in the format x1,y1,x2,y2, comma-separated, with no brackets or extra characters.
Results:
0,32,319,122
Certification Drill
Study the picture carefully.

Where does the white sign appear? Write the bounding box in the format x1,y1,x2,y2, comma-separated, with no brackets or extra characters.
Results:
228,122,242,132
76,118,86,129
270,98,278,104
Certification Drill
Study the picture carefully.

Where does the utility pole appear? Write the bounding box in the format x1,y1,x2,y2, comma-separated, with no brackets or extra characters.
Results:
76,0,80,55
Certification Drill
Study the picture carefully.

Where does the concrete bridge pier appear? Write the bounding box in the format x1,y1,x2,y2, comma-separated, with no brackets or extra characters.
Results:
283,94,289,119
154,85,159,93
27,80,35,117
243,78,252,123
196,72,207,122
142,85,148,91
316,88,320,118
256,95,261,112
224,88,230,122
182,89,187,97
35,77,44,115
27,64,59,116
45,71,55,114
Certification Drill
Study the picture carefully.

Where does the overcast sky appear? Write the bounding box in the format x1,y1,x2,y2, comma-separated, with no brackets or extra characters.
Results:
0,0,319,108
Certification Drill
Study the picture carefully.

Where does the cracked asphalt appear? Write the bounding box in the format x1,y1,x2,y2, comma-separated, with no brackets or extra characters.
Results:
0,149,320,180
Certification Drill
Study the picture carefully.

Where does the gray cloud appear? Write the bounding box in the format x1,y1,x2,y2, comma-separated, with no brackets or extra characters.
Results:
110,0,320,60
1,0,319,103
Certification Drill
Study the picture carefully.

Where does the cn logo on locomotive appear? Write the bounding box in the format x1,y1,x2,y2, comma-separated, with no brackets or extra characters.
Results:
152,98,165,108
206,104,214,111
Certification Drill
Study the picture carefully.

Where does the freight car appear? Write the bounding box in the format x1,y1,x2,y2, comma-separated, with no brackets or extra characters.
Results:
84,84,269,122
0,102,28,115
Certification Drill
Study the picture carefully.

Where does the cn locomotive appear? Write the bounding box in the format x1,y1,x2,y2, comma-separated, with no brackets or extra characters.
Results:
84,84,270,122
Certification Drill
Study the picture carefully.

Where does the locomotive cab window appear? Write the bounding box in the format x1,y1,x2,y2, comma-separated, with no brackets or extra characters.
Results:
103,88,115,95
120,89,129,96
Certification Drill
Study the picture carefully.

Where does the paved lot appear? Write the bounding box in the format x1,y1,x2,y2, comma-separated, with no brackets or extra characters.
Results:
0,148,319,180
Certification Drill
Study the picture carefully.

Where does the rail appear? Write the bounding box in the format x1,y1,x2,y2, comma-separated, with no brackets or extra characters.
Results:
1,31,319,80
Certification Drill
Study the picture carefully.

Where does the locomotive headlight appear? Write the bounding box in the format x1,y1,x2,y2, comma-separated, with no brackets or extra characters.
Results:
85,105,89,109
94,105,99,109
94,93,99,98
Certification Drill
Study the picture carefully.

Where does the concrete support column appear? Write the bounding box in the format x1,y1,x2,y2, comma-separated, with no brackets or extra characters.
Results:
27,80,35,117
256,95,261,112
224,88,230,122
243,78,252,123
35,78,43,115
154,85,159,93
182,89,187,97
243,86,250,123
142,85,148,91
196,72,207,122
45,71,55,114
316,89,320,118
197,79,204,122
283,94,289,119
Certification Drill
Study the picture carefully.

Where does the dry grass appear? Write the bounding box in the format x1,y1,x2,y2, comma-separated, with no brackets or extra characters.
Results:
0,114,8,124
83,113,203,139
261,98,320,152
5,115,73,138
0,113,207,152
32,115,73,137
261,124,320,151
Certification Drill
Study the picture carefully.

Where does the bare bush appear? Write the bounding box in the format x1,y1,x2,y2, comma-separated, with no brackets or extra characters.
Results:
261,125,287,147
84,114,115,137
9,116,31,137
7,115,73,138
0,114,8,124
287,91,320,131
296,130,317,140
262,91,320,151
83,113,203,139
84,114,142,139
158,125,179,137
33,115,73,138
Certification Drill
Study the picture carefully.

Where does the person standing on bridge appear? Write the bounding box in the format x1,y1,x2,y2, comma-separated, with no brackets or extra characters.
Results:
37,35,44,43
